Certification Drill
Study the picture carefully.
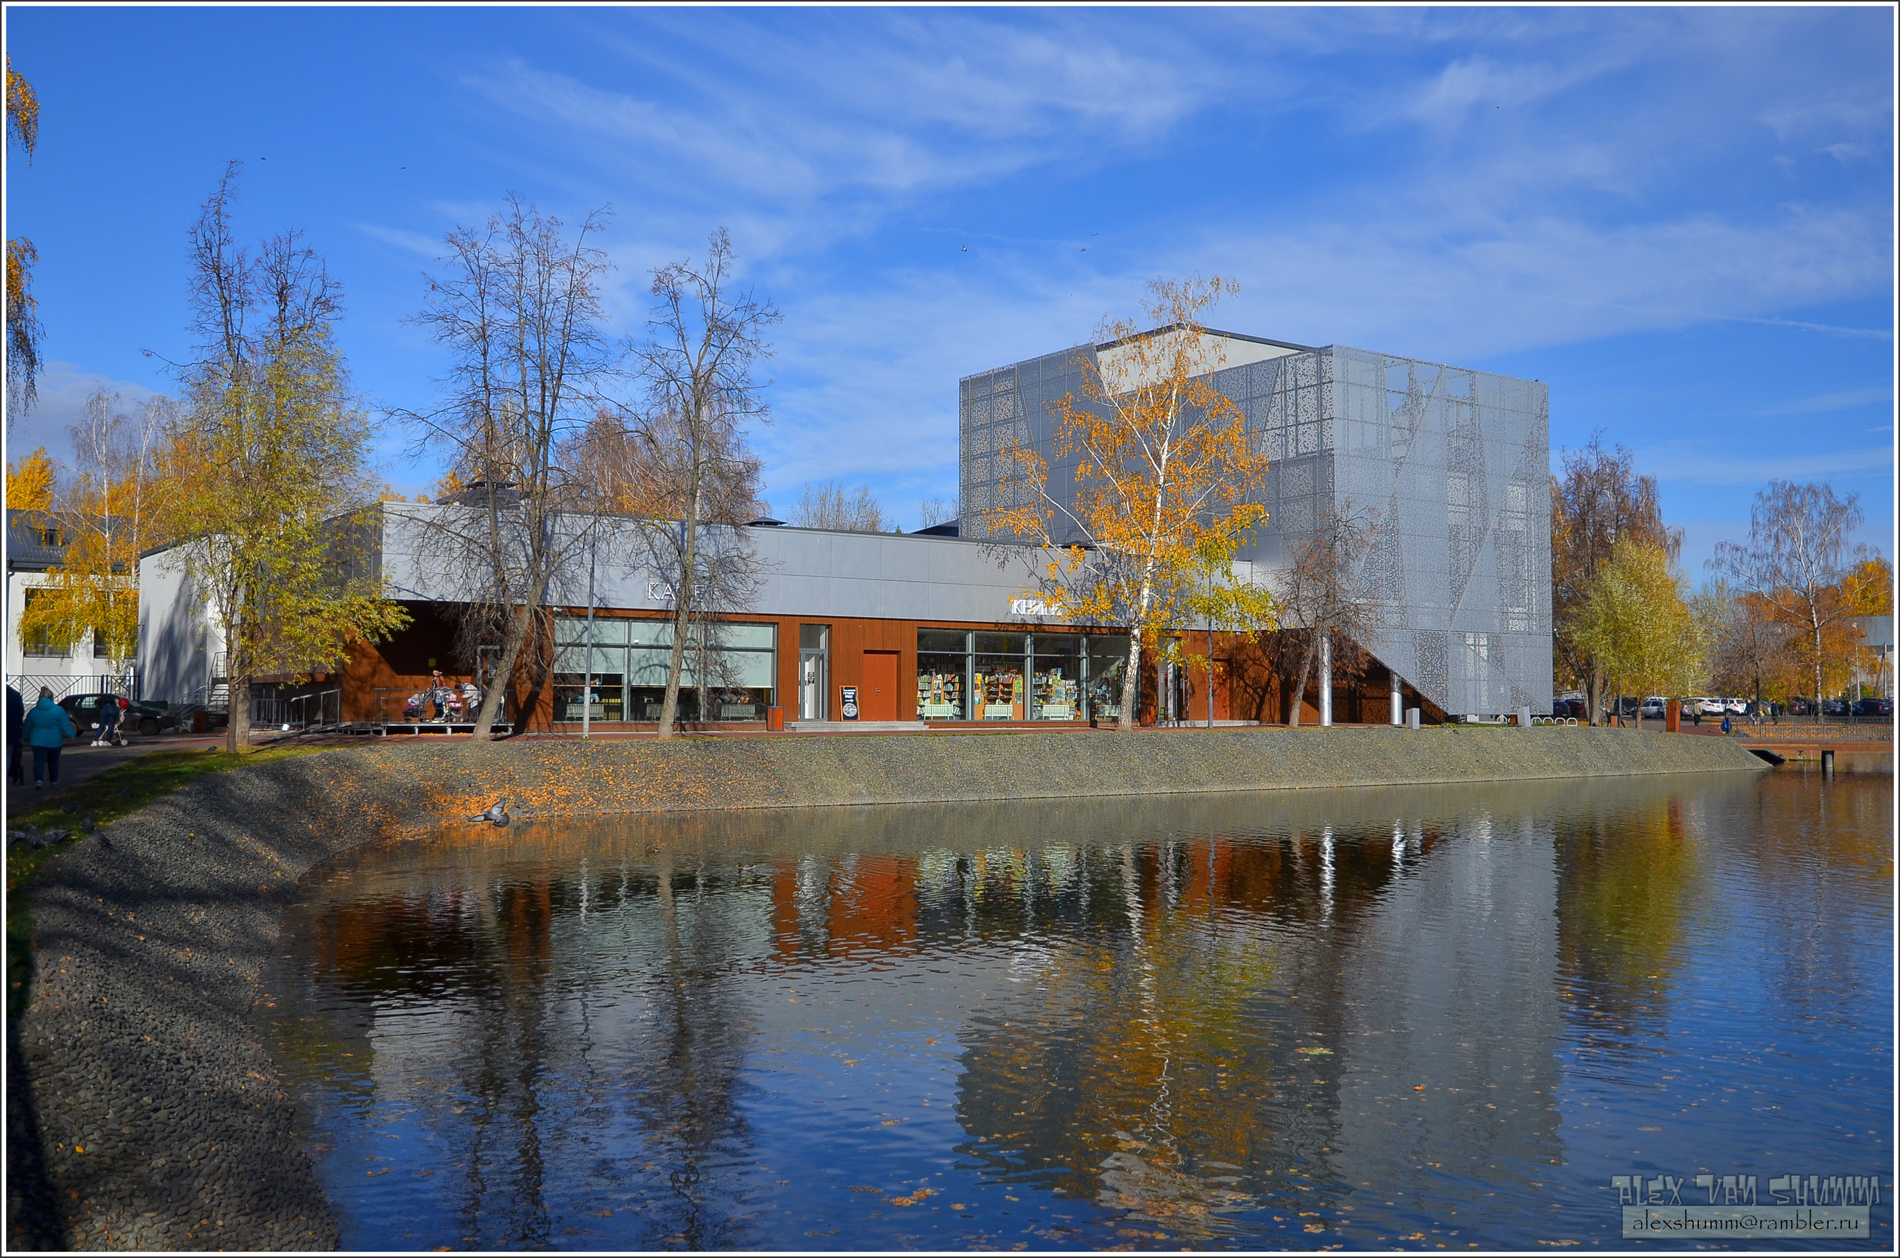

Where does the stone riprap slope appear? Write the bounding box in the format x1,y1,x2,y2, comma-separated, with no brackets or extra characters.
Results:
10,727,1762,1250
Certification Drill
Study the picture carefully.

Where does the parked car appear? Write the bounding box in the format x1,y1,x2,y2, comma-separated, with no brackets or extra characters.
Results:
1553,697,1587,720
1821,698,1850,717
56,692,176,739
1639,696,1667,720
1851,696,1893,718
1724,697,1747,714
1787,696,1815,715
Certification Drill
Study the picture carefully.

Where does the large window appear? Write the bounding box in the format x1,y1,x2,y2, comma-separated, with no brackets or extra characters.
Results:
916,628,967,720
916,629,1126,722
555,617,776,722
19,589,63,657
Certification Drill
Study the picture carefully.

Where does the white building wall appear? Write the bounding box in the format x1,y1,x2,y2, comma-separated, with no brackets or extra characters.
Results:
5,569,130,700
137,545,223,704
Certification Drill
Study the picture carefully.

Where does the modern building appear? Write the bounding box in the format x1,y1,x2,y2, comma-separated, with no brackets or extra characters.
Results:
133,329,1552,732
139,504,1139,730
960,332,1554,720
5,509,135,702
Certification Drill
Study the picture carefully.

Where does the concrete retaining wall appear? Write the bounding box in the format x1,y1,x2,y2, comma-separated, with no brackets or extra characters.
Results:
7,728,1763,1249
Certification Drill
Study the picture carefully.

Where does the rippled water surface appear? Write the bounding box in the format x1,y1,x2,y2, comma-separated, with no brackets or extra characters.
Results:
266,772,1892,1250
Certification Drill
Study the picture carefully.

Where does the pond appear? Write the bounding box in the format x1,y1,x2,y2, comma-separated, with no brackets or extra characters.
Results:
265,772,1892,1251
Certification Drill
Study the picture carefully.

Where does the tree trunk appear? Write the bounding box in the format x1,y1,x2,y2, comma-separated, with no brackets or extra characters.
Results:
471,601,531,738
1813,614,1825,730
227,671,250,754
513,611,554,739
1586,665,1603,727
1288,632,1315,728
1117,632,1143,732
658,478,704,740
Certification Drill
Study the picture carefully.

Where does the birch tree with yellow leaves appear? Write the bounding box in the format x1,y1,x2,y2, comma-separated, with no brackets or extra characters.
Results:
167,165,408,751
14,391,178,669
990,277,1270,731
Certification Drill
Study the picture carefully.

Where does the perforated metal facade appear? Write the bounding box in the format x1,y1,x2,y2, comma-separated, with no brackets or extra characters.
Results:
959,340,1553,717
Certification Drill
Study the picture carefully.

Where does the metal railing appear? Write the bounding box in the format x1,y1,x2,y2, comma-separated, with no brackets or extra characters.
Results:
6,672,135,702
250,688,341,731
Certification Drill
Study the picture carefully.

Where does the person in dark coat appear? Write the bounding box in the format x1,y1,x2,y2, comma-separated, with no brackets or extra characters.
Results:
21,686,77,789
6,684,23,785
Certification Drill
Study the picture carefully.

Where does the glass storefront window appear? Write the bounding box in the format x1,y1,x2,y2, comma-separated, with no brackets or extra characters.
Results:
1087,635,1131,721
552,673,625,722
973,631,1027,720
916,630,967,721
559,616,776,722
1031,635,1081,721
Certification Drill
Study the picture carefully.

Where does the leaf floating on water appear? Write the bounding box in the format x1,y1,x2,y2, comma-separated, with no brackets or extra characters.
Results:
1295,1047,1332,1055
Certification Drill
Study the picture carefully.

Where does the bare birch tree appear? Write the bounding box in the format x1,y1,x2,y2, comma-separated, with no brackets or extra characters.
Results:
1277,501,1379,726
619,228,778,738
1710,480,1874,728
404,197,613,737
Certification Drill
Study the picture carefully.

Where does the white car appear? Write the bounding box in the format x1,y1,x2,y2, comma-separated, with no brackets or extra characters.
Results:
1640,696,1668,719
1697,697,1726,715
1726,698,1747,714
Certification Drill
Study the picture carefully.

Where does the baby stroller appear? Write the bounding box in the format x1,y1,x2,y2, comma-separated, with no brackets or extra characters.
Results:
402,693,424,720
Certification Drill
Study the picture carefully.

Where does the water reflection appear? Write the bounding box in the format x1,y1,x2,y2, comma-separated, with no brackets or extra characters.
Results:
268,774,1892,1251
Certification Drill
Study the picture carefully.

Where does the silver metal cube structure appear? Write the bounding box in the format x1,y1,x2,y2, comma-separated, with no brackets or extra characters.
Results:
959,333,1553,718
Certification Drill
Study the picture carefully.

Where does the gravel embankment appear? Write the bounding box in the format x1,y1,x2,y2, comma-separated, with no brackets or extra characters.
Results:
7,727,1763,1250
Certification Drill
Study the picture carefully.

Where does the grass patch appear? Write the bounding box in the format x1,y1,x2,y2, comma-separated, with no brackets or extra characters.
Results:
6,746,321,1022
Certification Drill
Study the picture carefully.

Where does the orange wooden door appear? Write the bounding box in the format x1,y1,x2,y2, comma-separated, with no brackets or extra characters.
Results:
861,651,899,721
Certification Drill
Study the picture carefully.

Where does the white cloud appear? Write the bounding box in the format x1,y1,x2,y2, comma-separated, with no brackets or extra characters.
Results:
1634,441,1893,488
1755,387,1894,417
6,364,162,469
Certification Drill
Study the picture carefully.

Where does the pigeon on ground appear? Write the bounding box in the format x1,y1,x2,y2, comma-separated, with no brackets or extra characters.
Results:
468,799,510,827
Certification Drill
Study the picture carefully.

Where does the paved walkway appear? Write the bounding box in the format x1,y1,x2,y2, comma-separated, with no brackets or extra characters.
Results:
6,734,224,813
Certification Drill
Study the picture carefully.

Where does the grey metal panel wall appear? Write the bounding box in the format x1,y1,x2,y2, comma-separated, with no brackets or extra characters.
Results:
373,503,1094,628
1328,346,1551,716
955,339,1553,716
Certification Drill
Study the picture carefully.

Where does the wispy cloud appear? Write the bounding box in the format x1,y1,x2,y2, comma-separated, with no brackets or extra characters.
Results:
1635,441,1893,487
1755,387,1894,416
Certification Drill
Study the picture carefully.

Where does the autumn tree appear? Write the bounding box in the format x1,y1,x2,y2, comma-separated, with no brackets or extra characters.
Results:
16,391,178,669
7,56,43,420
1276,501,1379,726
5,445,54,509
991,276,1269,731
1551,436,1680,724
1699,583,1792,710
1710,481,1876,727
1571,539,1704,726
404,196,614,738
620,228,778,738
166,165,408,751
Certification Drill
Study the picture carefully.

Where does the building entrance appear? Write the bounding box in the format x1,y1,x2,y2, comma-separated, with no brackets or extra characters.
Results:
799,624,830,721
861,651,899,721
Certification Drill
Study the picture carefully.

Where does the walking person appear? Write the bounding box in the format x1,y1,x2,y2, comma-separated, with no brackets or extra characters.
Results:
22,686,76,790
93,695,125,747
6,684,23,786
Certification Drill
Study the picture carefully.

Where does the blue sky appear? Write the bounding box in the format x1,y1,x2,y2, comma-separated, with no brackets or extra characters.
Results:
4,6,1893,569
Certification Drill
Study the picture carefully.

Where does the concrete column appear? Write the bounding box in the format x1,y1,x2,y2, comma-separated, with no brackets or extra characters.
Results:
1319,631,1333,727
1390,669,1404,725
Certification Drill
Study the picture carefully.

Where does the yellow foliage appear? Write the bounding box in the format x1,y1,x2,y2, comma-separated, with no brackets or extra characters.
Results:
988,276,1271,728
1571,539,1704,698
5,445,53,510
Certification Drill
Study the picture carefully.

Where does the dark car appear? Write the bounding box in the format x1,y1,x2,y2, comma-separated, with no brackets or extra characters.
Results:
56,693,175,739
1821,698,1851,717
1787,696,1815,715
1851,697,1893,719
1553,697,1587,721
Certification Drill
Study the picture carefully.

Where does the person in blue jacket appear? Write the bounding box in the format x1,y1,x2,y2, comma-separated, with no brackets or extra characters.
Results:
21,686,77,789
